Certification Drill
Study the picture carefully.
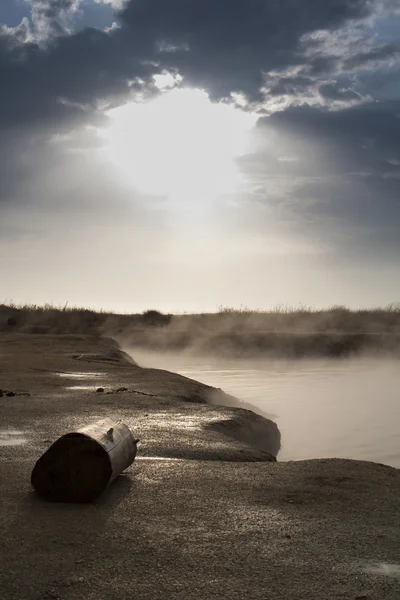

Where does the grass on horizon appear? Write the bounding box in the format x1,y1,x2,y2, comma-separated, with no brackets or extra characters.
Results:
1,301,400,336
2,300,400,316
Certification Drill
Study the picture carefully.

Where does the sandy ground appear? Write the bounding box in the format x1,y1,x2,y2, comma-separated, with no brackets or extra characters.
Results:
1,333,400,600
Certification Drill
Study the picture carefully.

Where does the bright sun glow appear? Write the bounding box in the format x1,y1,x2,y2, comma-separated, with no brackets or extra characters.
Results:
100,88,258,203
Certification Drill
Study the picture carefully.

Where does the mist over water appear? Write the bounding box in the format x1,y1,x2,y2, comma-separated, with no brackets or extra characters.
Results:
129,349,400,468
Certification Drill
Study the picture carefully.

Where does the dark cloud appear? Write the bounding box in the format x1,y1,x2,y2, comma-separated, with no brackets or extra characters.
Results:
342,42,400,71
248,100,400,260
120,0,376,100
0,0,393,138
267,76,315,97
318,82,364,101
265,100,400,160
0,25,156,133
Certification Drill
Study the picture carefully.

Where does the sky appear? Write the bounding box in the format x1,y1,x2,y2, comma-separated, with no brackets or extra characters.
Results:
0,0,399,313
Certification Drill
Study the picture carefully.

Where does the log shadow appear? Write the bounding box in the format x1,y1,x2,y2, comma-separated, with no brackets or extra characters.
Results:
4,473,133,599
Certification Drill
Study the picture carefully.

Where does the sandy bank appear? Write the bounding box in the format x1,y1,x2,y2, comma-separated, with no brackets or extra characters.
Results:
1,333,400,599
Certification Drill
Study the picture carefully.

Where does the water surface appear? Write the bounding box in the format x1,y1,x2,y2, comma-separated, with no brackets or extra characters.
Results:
132,350,400,468
0,430,27,447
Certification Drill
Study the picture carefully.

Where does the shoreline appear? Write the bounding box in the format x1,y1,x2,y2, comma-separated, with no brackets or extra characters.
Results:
1,333,400,599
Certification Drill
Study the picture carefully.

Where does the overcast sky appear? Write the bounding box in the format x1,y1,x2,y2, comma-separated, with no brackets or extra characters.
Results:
1,0,399,312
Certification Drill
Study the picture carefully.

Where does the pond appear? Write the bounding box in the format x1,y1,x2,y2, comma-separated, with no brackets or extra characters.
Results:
131,350,400,468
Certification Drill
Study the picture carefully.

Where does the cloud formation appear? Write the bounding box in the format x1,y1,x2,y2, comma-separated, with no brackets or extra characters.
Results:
120,0,381,104
0,0,399,308
27,0,81,40
239,97,400,263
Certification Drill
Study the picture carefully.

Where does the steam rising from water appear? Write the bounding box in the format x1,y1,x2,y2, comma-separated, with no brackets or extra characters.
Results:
127,349,400,468
111,309,400,360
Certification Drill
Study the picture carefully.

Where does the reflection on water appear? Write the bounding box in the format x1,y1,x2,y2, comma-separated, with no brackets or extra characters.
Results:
0,430,27,446
363,563,400,578
132,350,400,468
57,372,103,379
65,385,97,390
137,457,184,461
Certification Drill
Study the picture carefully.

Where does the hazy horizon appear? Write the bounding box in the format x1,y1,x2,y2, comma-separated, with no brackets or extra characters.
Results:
2,300,400,315
1,1,399,312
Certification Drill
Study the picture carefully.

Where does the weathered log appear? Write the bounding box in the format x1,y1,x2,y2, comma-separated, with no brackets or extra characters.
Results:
31,419,137,503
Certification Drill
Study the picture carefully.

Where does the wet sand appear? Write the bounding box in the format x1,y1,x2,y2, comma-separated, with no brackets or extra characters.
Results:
1,333,400,599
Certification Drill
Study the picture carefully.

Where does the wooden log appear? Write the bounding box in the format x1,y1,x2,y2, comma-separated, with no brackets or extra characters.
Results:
31,419,137,503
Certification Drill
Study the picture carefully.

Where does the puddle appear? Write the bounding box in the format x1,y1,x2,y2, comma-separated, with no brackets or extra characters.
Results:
65,385,97,391
136,457,184,462
57,372,103,380
363,562,400,578
0,430,27,446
